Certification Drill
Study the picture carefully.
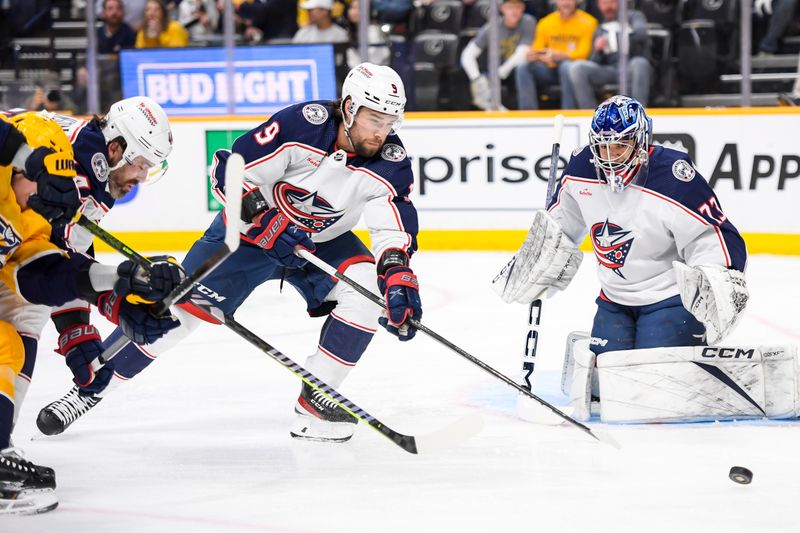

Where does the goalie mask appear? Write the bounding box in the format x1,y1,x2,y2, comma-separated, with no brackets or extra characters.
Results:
101,96,173,183
589,95,652,193
340,63,406,136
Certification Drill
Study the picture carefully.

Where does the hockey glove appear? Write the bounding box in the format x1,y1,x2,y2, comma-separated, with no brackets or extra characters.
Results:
377,266,422,341
57,324,114,393
25,146,80,224
242,208,316,268
97,290,180,345
115,257,186,303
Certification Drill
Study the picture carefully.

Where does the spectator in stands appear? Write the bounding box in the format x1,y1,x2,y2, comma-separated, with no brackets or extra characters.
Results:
460,0,536,110
237,0,298,43
98,0,137,54
26,73,80,114
94,0,148,31
515,0,597,109
344,0,391,69
135,0,189,48
293,0,349,43
177,0,219,42
777,54,800,105
568,0,651,108
754,0,799,55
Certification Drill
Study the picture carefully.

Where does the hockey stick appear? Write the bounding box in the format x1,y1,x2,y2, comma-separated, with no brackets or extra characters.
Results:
296,248,619,448
75,236,481,454
222,315,483,454
77,152,246,369
517,114,574,424
70,159,480,454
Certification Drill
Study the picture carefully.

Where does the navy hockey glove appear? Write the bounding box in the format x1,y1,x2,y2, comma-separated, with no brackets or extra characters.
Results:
377,266,422,341
115,257,186,303
25,146,80,224
242,208,316,268
97,290,180,345
57,324,114,393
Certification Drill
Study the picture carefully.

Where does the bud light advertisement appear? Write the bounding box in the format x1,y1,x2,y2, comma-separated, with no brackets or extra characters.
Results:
119,45,337,115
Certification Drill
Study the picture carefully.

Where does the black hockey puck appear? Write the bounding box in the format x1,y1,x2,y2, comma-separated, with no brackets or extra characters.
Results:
729,466,753,485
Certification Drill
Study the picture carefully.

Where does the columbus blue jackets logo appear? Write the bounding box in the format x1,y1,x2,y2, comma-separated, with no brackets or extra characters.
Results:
591,219,634,278
272,182,344,233
0,218,22,261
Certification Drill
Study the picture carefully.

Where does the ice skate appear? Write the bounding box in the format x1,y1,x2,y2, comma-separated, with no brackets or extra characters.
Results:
37,386,102,436
290,382,357,443
0,448,57,515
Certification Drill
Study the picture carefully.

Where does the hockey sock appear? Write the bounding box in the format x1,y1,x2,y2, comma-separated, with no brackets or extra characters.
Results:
12,335,37,427
308,313,375,387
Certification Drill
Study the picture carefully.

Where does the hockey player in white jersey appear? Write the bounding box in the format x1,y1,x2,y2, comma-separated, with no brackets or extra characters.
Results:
493,96,773,424
39,63,423,443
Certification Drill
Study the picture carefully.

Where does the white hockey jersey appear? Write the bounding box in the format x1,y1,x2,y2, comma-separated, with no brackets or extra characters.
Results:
51,114,117,254
210,101,419,260
548,145,747,306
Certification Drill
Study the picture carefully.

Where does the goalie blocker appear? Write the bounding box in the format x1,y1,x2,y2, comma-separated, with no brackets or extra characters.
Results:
564,338,799,423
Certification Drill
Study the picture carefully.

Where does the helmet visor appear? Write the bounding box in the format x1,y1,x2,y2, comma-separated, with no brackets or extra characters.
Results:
353,108,402,135
123,152,168,184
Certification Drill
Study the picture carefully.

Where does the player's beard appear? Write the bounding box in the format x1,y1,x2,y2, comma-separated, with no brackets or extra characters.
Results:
353,138,382,158
107,170,138,199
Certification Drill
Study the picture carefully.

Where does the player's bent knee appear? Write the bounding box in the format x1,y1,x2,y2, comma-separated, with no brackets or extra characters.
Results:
329,262,381,328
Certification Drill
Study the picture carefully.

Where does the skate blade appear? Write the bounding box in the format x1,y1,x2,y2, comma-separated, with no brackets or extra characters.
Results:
290,416,355,443
0,488,58,515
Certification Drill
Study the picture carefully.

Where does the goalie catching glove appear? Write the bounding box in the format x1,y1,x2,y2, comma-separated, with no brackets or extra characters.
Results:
491,210,583,303
673,262,749,344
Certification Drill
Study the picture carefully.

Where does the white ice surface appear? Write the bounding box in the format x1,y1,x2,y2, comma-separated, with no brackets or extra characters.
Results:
7,252,800,532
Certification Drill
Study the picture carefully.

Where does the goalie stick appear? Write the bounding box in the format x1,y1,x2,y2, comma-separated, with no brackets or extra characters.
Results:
70,155,481,454
296,248,620,449
517,115,576,424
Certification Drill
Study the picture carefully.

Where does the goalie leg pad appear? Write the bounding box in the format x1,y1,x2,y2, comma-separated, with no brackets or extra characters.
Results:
491,210,583,304
561,331,590,396
568,339,596,422
596,345,798,423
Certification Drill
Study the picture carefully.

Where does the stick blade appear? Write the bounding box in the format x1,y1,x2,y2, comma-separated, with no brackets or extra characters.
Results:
223,153,245,253
517,395,575,425
413,413,484,454
592,429,622,450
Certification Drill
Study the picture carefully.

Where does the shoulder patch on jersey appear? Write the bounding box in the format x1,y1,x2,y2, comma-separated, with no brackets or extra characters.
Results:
381,143,406,162
302,104,329,125
0,219,22,259
91,152,108,182
671,159,695,182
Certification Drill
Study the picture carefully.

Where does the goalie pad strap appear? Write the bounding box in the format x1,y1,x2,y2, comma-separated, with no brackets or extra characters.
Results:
595,345,799,423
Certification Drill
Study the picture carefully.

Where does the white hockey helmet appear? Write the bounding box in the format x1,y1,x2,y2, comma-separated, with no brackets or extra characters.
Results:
341,63,406,132
102,96,173,182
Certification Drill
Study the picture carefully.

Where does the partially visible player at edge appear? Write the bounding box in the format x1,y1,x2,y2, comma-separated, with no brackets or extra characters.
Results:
2,97,177,438
0,111,180,515
494,95,748,418
39,63,423,444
